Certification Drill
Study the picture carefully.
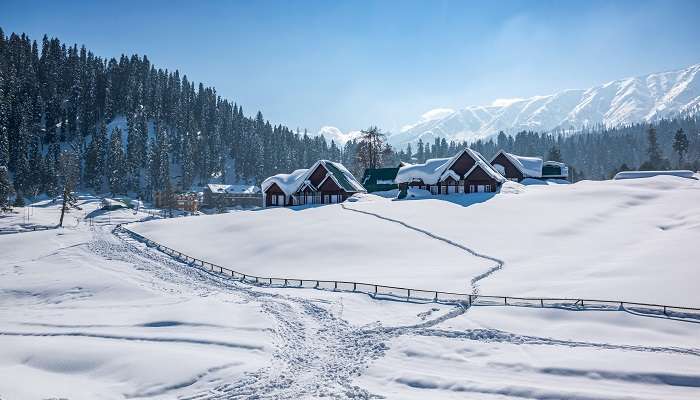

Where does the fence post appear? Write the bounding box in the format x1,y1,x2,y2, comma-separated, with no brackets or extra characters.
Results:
434,292,438,302
284,279,288,286
504,297,508,305
407,289,411,299
270,278,272,285
334,281,337,290
374,285,377,295
468,294,472,306
353,283,356,292
540,299,544,308
663,305,668,315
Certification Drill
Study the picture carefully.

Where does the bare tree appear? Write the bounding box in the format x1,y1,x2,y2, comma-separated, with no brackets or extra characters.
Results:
356,126,390,171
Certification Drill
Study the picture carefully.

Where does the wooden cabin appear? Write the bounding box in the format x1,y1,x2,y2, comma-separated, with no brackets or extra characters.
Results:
262,160,366,207
202,184,262,208
396,148,506,197
490,150,569,182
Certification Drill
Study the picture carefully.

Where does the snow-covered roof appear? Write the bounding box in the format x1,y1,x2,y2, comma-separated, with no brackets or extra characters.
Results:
261,160,365,195
491,150,543,178
206,184,260,194
613,170,696,180
395,157,451,185
395,148,505,185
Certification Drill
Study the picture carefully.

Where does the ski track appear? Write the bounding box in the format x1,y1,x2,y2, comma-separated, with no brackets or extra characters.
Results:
340,203,504,294
51,215,695,399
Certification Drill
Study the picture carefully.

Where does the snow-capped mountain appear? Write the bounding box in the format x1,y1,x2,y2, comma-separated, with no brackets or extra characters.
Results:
388,63,700,148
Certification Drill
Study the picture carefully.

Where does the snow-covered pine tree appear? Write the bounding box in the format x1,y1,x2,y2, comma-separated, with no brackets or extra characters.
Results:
0,165,14,209
107,127,126,195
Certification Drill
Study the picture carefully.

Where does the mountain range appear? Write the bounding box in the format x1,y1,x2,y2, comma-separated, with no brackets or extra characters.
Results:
385,63,700,149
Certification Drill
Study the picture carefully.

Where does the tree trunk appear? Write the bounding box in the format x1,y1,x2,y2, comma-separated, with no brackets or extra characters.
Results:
58,187,68,227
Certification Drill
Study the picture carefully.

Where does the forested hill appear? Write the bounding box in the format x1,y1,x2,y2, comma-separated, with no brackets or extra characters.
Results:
0,27,698,202
0,28,351,199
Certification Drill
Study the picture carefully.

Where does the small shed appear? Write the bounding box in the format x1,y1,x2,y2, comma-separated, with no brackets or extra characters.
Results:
361,162,406,193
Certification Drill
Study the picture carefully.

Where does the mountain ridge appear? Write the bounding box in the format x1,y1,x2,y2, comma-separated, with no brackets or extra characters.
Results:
388,63,700,148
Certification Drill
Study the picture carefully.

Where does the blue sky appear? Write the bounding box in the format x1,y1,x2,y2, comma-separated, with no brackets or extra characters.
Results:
2,0,700,135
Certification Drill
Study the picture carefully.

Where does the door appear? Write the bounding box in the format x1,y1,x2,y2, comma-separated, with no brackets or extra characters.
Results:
477,185,485,193
277,195,285,205
469,185,475,193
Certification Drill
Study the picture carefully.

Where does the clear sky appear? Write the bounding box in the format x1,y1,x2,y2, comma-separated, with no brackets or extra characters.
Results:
2,0,700,136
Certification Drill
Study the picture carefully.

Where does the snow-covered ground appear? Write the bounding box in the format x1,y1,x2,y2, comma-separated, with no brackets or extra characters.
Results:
2,177,699,399
131,176,700,306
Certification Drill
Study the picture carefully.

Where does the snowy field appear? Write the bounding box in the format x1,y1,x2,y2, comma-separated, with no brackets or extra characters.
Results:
131,175,700,306
1,176,700,399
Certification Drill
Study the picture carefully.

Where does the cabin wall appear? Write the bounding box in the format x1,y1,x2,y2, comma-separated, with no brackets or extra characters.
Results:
491,153,524,181
449,152,477,176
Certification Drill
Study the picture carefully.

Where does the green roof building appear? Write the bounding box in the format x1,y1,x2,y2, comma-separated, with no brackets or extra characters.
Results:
361,163,406,193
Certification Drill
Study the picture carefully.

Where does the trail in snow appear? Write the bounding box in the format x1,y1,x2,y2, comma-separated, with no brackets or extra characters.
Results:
91,225,394,399
94,219,700,399
340,203,504,294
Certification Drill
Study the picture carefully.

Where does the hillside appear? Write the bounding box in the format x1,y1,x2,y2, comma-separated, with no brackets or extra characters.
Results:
130,175,700,306
390,63,700,148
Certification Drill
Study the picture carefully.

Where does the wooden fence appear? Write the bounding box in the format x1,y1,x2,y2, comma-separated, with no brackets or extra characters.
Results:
116,224,700,321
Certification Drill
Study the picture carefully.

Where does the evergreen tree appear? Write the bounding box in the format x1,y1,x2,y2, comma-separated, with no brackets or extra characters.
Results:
672,128,689,167
547,145,562,162
0,165,14,209
640,126,669,170
107,127,126,195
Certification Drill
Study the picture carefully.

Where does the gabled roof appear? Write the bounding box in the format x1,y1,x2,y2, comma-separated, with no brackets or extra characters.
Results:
261,160,365,196
395,148,505,185
439,169,461,182
322,161,365,192
490,150,543,178
464,162,507,183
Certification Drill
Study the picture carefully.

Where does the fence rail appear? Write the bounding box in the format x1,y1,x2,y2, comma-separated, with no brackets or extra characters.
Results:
116,224,700,321
0,225,57,235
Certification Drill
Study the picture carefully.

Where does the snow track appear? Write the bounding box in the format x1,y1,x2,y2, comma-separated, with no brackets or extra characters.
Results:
89,224,469,398
340,203,504,293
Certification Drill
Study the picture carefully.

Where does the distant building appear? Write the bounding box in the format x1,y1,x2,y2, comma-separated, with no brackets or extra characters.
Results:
396,148,506,197
153,191,199,212
202,184,262,208
490,150,569,182
613,170,696,180
262,160,366,207
361,162,407,193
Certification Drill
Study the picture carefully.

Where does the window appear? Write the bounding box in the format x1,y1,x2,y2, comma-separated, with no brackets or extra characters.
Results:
469,185,475,193
271,195,277,206
278,195,285,205
457,184,464,193
430,186,438,195
448,185,456,194
441,185,447,194
324,195,330,203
